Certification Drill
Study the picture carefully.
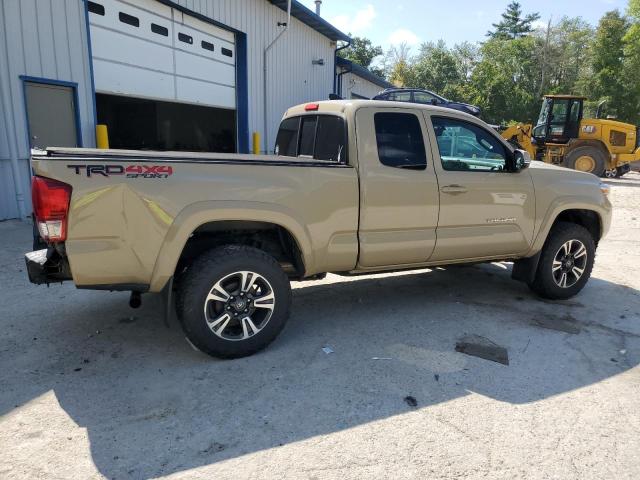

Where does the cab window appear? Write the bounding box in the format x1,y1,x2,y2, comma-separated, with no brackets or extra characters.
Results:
275,115,346,163
432,117,507,172
374,112,427,170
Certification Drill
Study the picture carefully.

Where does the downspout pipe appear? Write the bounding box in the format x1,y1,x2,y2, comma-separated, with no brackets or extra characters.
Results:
263,0,291,153
0,73,27,219
336,61,353,98
333,39,351,95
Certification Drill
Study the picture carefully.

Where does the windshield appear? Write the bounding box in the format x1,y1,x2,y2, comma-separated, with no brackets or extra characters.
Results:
536,98,553,127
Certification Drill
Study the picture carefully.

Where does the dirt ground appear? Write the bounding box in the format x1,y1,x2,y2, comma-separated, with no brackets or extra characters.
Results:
1,173,640,480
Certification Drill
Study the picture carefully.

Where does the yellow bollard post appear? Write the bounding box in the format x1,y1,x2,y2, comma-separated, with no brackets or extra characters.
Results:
96,124,110,149
252,132,261,154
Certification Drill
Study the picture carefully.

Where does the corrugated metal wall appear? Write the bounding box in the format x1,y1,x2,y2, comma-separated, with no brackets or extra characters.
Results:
0,0,337,220
0,0,94,220
341,72,385,100
173,0,336,152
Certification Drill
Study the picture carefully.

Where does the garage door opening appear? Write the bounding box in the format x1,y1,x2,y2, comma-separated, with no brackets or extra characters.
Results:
96,93,236,152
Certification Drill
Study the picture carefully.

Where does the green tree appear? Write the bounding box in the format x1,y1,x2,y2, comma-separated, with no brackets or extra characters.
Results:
383,43,416,87
588,10,631,120
412,40,462,96
338,36,383,69
622,0,640,123
453,42,480,81
470,36,541,123
542,17,594,95
487,2,541,40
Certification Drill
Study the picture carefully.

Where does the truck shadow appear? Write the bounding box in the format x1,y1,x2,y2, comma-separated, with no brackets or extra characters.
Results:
1,263,639,478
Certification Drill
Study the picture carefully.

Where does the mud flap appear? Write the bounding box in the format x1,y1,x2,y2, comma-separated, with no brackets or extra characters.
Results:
511,251,541,284
161,276,175,328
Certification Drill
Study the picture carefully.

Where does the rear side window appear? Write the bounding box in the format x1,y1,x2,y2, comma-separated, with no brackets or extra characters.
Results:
374,112,427,169
275,115,347,163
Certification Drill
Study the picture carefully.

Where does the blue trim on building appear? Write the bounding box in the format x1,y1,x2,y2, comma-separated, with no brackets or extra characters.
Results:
235,33,250,154
19,76,84,148
82,0,98,145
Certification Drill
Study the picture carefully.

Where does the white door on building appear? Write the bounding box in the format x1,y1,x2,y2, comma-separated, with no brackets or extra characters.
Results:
88,0,236,109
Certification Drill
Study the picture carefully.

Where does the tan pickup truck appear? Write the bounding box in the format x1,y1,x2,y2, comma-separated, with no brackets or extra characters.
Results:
26,100,612,358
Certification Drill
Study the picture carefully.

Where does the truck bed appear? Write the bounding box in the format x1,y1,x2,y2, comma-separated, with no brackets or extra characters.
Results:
30,147,359,291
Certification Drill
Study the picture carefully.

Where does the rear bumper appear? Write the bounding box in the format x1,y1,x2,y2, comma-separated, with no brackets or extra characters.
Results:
25,248,72,285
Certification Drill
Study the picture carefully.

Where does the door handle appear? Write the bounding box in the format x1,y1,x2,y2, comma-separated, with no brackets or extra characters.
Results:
440,184,468,194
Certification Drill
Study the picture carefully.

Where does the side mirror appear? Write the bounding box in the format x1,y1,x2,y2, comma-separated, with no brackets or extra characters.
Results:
513,149,531,171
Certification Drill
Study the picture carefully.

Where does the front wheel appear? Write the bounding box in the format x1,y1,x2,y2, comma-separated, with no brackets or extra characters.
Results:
176,245,292,358
528,222,595,300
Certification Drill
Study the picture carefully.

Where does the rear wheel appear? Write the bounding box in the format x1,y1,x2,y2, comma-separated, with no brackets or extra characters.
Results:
176,245,292,358
603,168,618,179
563,146,607,177
528,222,595,300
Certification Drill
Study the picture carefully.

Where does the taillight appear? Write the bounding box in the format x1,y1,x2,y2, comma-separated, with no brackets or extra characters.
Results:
31,176,72,242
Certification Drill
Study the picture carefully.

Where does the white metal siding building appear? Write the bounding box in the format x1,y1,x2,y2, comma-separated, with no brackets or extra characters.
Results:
336,56,393,100
0,0,348,220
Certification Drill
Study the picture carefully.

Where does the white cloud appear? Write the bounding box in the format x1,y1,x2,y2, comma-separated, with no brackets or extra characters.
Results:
330,4,376,35
387,28,420,46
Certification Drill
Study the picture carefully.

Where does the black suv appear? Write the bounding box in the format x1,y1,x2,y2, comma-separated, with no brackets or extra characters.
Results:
372,88,481,117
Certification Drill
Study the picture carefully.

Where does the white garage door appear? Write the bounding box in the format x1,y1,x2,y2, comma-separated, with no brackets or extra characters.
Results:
87,0,236,110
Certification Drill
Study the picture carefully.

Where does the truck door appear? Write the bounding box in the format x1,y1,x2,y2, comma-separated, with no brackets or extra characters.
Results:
356,107,439,268
426,114,535,261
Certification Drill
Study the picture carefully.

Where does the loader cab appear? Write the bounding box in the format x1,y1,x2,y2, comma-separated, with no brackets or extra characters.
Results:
532,95,584,144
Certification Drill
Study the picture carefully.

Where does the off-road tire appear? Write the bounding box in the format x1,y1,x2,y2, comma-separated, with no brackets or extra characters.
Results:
528,222,595,300
563,146,607,177
176,245,292,359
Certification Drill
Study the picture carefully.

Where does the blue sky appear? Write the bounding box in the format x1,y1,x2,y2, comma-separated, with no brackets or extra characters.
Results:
300,0,630,50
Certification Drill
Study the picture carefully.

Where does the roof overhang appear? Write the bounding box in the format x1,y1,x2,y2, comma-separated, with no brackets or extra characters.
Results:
336,57,393,90
269,1,350,42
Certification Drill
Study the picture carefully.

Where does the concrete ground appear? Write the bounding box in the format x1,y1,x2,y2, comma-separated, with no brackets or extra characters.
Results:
1,174,640,480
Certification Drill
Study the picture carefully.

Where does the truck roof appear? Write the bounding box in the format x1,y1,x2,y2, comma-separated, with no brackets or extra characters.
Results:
284,99,478,119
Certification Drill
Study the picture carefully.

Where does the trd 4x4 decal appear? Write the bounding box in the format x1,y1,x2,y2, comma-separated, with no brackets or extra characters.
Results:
67,164,173,178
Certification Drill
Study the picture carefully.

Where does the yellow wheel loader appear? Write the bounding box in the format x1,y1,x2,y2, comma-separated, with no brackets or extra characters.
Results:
501,95,640,178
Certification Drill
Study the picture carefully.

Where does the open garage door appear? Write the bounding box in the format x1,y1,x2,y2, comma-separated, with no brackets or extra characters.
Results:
87,0,237,151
